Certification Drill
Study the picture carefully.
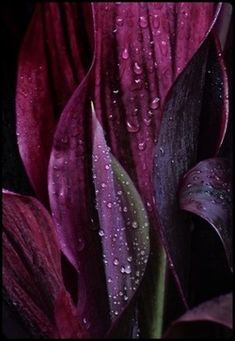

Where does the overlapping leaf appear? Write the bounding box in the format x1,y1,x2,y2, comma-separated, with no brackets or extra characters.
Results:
92,104,150,333
16,3,93,205
2,190,88,338
164,293,233,338
179,158,232,272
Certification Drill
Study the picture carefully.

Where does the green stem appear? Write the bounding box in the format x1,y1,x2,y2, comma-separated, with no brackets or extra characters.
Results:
151,245,167,338
139,242,167,339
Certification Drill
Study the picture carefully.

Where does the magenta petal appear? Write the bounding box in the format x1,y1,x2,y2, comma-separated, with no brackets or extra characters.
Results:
16,3,93,205
164,293,233,338
179,158,232,272
2,190,87,338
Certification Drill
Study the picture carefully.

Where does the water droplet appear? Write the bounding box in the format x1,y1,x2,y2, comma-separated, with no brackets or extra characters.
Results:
77,237,85,251
114,311,119,316
108,277,112,283
122,48,129,60
147,110,154,117
146,201,153,212
116,17,124,26
113,89,119,94
98,229,105,237
125,265,132,274
119,291,123,296
139,16,148,28
123,206,128,212
134,62,143,75
107,202,112,209
124,295,128,301
138,141,146,151
153,15,160,29
150,97,160,110
126,120,140,133
159,147,164,155
127,256,133,262
120,266,125,273
101,183,106,188
132,221,138,228
143,118,152,126
113,258,119,265
105,165,110,170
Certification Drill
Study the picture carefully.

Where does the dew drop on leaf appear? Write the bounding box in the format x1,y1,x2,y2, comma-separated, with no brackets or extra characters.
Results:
139,16,148,28
122,48,129,60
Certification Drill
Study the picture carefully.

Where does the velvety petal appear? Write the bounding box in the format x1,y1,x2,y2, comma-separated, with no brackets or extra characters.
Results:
164,293,233,338
16,3,93,205
92,105,150,326
179,158,232,271
2,190,87,338
197,33,229,160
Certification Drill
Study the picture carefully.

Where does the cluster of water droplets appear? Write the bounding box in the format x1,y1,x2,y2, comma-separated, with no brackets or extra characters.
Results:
92,127,150,319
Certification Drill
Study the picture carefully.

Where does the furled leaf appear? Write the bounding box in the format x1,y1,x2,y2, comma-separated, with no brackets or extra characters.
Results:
215,3,233,50
16,3,93,205
2,190,87,338
48,61,111,337
164,293,233,338
92,103,150,335
179,158,232,272
197,33,229,160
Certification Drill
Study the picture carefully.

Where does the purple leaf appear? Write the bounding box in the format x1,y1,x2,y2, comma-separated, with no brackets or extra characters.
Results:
92,103,150,330
179,158,232,272
153,39,211,301
92,3,220,225
2,190,88,338
16,3,93,205
197,33,229,160
48,54,111,336
47,3,223,334
215,3,233,50
164,293,233,338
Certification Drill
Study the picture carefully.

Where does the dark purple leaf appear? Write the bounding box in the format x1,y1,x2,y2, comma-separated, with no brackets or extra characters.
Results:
179,158,232,272
164,293,233,338
153,38,211,302
2,190,88,338
197,33,229,160
215,3,233,50
92,104,150,330
16,3,93,205
48,60,111,336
